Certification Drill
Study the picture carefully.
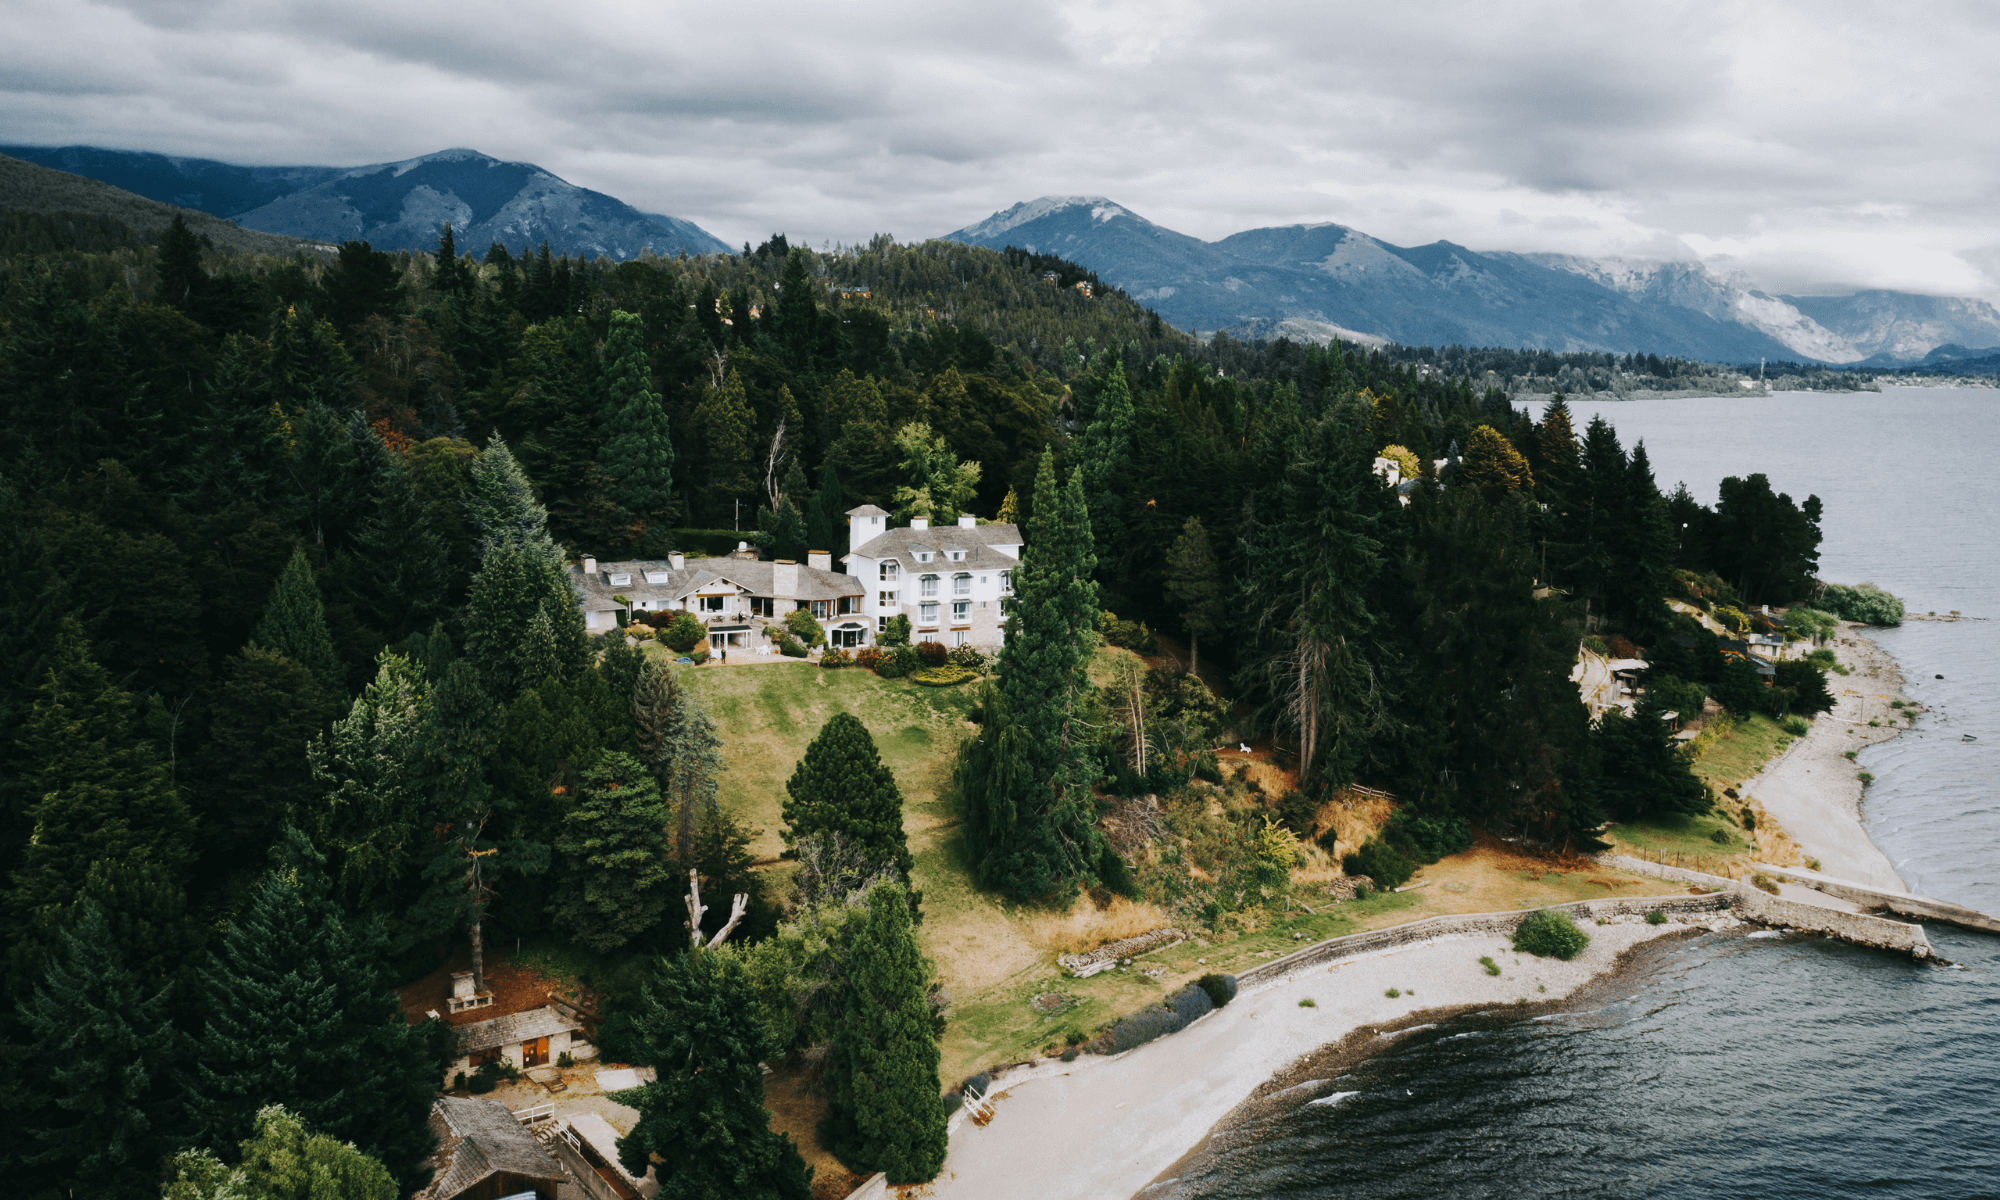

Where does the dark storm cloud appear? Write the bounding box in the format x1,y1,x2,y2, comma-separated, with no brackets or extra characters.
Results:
6,0,1999,298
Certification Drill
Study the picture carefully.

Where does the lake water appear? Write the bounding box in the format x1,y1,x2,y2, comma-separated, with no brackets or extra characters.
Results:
1166,387,2000,1199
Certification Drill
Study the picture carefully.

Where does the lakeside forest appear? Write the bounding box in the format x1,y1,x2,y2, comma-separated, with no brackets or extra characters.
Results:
0,213,1863,1200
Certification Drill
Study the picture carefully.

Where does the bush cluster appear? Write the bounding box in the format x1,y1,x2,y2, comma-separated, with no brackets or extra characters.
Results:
778,636,808,658
1816,582,1904,627
1195,973,1238,1008
916,640,949,666
948,643,986,670
1098,610,1158,654
658,612,707,653
873,644,922,678
820,647,851,669
784,608,826,647
1512,909,1590,960
1107,983,1215,1054
911,664,977,687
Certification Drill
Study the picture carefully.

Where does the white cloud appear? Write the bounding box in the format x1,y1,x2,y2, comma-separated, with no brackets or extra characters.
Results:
4,0,1999,300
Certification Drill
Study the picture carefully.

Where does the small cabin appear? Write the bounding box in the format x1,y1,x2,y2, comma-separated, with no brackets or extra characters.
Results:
417,1097,567,1200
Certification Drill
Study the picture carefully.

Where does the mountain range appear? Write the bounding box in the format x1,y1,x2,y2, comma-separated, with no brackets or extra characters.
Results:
0,144,730,261
944,197,2000,365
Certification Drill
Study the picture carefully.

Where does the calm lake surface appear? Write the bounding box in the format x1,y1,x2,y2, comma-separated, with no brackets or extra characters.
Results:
1166,387,2000,1199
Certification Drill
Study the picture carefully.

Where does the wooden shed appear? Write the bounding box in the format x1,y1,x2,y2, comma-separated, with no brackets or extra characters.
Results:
417,1097,568,1200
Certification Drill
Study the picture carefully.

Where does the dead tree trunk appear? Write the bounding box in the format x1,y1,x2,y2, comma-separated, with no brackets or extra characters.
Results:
684,869,749,951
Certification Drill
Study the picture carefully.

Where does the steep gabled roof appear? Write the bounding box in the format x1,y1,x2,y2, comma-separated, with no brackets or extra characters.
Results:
419,1097,565,1200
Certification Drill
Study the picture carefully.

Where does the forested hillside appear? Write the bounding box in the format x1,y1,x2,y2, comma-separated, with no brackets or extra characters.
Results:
0,212,1837,1198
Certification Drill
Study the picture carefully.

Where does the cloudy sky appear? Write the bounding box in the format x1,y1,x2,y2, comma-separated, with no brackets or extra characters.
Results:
7,0,1999,299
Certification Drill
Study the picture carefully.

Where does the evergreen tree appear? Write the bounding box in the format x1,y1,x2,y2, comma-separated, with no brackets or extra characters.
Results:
164,1105,397,1200
465,433,552,558
1075,359,1136,549
807,458,845,556
6,618,195,991
350,453,451,641
825,883,948,1184
157,213,210,313
432,222,472,298
1457,424,1535,498
169,335,286,514
890,421,980,522
695,369,758,501
190,831,437,1192
1593,707,1710,820
196,646,339,876
252,547,344,691
305,653,426,920
462,542,587,702
632,662,724,866
15,906,183,1200
1562,415,1628,625
957,450,1103,898
615,949,813,1200
265,308,360,413
782,713,913,873
0,476,66,885
1613,442,1678,636
1164,515,1225,676
550,753,674,951
597,310,677,524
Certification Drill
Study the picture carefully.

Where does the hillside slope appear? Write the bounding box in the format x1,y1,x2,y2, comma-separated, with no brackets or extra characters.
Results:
0,153,323,256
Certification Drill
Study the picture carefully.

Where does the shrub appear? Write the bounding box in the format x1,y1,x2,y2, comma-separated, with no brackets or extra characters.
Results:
1066,1029,1086,1046
1168,984,1214,1026
916,639,949,666
1258,816,1301,865
1097,611,1158,654
1740,806,1756,830
783,607,826,647
821,647,851,668
468,1074,495,1094
557,1051,575,1067
1806,858,1821,870
1709,826,1732,845
1381,810,1472,865
1857,772,1874,784
1783,716,1811,736
879,613,913,646
1513,909,1590,961
961,1072,992,1097
1581,634,1611,656
1343,839,1415,890
1192,751,1222,784
874,648,910,678
660,611,707,652
948,643,986,670
1385,988,1401,998
1195,974,1239,1008
1479,956,1501,975
688,641,710,664
852,646,883,669
1786,607,1840,645
1645,910,1668,925
1648,674,1708,720
1817,582,1904,627
1752,873,1781,895
1109,1007,1181,1053
1353,884,1373,901
1276,790,1319,836
778,636,808,658
910,663,976,688
1299,997,1317,1008
1060,1048,1078,1062
1097,844,1141,899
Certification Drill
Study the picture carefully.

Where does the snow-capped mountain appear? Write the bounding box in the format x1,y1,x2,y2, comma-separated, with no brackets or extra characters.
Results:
944,197,2000,364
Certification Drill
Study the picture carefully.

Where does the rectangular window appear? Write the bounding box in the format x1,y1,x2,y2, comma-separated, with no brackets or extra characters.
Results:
878,591,898,607
920,575,939,598
877,616,890,632
953,573,971,596
699,595,725,613
951,630,968,647
608,573,632,586
880,561,899,581
837,596,858,615
811,600,830,619
952,601,969,621
920,602,938,624
999,570,1013,593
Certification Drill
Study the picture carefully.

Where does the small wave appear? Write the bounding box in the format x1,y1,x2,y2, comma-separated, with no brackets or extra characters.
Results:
1379,1023,1437,1038
1307,1091,1362,1107
1268,1078,1333,1100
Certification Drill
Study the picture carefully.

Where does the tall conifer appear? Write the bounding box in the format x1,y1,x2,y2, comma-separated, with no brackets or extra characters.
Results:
825,883,948,1184
252,547,344,691
549,751,673,951
782,713,912,873
191,831,437,1192
597,311,676,524
616,949,813,1200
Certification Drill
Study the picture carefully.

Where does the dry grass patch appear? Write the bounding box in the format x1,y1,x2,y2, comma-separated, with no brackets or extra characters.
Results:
1023,895,1174,957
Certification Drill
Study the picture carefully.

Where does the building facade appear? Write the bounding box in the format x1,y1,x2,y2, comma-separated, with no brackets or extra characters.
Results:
570,549,867,651
842,506,1021,649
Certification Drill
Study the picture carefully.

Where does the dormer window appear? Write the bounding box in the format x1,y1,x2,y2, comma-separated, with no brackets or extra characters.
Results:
916,551,932,563
644,570,670,585
880,560,900,581
608,572,632,586
949,549,965,562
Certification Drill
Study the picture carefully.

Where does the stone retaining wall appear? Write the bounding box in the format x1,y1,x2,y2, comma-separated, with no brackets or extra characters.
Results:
1749,862,2000,935
1599,853,1936,959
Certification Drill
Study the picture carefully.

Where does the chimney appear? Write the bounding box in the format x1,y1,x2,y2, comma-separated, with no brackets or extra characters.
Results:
668,551,685,571
582,555,597,575
734,540,759,561
773,561,799,597
958,514,977,529
910,516,930,531
807,550,831,571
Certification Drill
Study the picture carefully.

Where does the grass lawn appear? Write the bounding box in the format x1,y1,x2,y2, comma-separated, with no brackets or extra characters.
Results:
1688,713,1796,795
1610,810,1750,859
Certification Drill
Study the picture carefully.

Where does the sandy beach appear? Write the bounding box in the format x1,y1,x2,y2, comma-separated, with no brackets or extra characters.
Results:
913,914,1718,1200
1742,628,1915,892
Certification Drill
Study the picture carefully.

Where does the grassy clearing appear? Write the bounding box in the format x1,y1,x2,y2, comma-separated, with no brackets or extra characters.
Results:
1611,810,1750,858
1687,713,1796,796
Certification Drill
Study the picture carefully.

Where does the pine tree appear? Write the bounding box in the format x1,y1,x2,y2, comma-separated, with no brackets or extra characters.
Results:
402,659,510,976
305,653,426,920
169,335,285,514
266,308,360,413
695,369,758,499
462,541,586,702
157,213,210,313
1457,424,1535,498
825,883,948,1184
16,906,183,1200
6,618,195,991
782,713,913,873
252,547,345,691
551,751,674,951
615,948,813,1200
994,485,1020,526
350,453,451,641
433,222,472,298
597,310,676,524
1164,515,1224,676
807,458,844,556
195,646,338,877
957,450,1102,898
464,433,554,561
191,831,437,1193
1075,359,1135,548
